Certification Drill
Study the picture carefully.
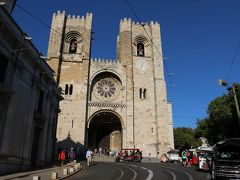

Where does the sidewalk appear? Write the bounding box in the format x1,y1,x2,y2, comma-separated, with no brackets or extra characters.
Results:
0,162,84,180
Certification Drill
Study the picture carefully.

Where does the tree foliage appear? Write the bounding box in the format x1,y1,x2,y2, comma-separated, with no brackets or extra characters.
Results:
195,85,240,145
174,127,201,149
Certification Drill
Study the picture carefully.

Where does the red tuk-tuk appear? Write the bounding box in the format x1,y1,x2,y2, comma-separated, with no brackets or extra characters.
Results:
115,148,142,162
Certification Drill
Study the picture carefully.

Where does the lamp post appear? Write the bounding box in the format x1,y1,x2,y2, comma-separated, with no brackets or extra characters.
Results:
218,79,240,128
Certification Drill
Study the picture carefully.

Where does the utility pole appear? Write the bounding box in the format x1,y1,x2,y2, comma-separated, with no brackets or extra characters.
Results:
218,80,240,129
232,83,240,127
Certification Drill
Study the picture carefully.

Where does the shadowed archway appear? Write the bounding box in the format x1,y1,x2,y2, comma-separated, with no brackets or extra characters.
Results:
87,111,122,151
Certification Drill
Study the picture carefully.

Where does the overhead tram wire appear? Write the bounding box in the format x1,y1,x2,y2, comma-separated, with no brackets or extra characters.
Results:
15,3,90,58
123,0,163,59
226,44,240,83
123,0,175,94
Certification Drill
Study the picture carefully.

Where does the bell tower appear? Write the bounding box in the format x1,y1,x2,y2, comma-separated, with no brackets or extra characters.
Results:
47,11,93,145
117,19,174,155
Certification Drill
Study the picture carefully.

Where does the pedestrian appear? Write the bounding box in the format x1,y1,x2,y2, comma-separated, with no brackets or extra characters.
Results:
148,153,151,163
181,150,187,167
68,147,75,165
99,147,102,156
86,149,93,167
186,150,191,167
58,149,65,168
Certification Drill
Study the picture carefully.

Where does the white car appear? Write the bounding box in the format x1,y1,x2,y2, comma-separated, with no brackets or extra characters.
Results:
167,151,181,163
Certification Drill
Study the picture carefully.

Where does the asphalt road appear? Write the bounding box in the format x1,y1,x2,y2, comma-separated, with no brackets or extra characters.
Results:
67,162,211,180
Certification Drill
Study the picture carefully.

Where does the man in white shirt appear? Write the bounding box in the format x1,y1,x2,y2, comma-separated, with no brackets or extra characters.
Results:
86,149,93,167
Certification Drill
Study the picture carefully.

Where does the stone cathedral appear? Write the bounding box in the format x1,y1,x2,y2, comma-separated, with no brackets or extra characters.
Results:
47,10,174,156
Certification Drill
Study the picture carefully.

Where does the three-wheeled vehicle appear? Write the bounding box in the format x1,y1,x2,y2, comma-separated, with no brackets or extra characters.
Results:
197,146,213,170
115,148,142,162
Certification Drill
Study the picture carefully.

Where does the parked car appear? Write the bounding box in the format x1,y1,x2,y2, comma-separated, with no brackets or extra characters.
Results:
211,138,240,180
115,148,142,162
166,150,181,163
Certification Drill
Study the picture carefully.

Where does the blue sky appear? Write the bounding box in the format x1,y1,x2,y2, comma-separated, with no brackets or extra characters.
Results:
12,0,240,128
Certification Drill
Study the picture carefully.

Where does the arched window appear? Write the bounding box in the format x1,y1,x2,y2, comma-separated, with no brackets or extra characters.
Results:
137,43,145,56
69,39,77,53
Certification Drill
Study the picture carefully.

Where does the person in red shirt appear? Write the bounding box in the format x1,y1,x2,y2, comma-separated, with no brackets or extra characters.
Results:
58,150,65,168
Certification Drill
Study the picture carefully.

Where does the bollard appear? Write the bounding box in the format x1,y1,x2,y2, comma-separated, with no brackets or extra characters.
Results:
63,168,68,176
33,176,40,180
77,163,81,168
51,172,58,180
69,168,74,173
74,164,79,170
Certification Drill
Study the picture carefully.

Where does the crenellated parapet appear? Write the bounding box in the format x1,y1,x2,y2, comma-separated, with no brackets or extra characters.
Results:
52,10,92,30
120,18,132,32
120,17,160,31
65,12,92,30
53,10,66,17
132,20,159,27
91,58,121,65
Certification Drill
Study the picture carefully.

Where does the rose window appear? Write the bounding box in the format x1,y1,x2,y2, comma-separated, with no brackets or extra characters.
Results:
96,79,116,98
92,77,120,101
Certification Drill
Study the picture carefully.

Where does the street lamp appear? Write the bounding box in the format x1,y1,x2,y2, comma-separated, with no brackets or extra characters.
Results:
218,79,240,128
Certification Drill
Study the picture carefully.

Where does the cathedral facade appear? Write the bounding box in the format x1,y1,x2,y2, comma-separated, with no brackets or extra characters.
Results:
47,11,174,156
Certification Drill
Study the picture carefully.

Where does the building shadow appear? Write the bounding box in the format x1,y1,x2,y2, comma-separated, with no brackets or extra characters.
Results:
56,133,86,161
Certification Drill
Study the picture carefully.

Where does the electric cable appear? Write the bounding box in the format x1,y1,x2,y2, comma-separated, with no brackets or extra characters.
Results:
226,44,240,83
15,3,90,58
123,0,174,95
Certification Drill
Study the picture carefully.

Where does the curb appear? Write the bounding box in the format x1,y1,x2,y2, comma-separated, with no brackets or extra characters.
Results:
0,163,84,180
59,165,84,180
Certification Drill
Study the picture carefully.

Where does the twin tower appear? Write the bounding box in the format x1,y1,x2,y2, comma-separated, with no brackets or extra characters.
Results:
47,10,174,156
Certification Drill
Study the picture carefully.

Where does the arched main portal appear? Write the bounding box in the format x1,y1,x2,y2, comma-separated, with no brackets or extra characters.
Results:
87,111,122,151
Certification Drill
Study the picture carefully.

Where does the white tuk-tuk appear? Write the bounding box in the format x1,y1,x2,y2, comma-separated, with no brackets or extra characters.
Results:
197,146,213,170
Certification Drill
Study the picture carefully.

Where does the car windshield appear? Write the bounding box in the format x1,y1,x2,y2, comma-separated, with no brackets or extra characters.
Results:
216,143,240,160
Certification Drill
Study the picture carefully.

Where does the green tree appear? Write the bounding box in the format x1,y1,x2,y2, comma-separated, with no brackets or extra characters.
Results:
174,127,201,149
195,85,240,145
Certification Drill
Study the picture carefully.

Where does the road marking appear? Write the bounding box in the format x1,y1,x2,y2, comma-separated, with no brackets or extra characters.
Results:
114,166,124,180
163,167,194,180
125,166,137,180
117,164,153,180
139,166,153,180
161,169,176,180
130,164,138,168
146,169,153,180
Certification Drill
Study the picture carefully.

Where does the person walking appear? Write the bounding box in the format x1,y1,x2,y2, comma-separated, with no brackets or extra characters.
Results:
58,150,65,168
148,153,151,163
181,150,187,167
99,147,102,156
68,147,75,165
186,150,191,167
86,149,93,167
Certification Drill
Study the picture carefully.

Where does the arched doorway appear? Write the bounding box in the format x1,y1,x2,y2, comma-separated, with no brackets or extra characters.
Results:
87,111,122,152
